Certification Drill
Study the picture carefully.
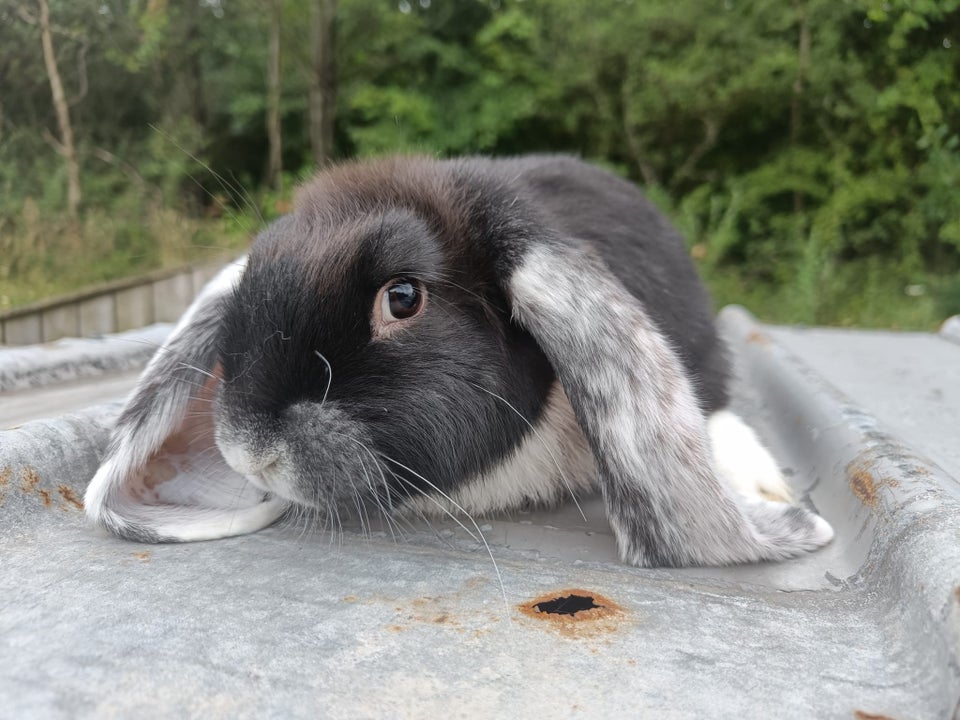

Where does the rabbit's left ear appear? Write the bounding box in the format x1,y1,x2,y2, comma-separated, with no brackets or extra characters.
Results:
83,258,288,542
505,241,833,567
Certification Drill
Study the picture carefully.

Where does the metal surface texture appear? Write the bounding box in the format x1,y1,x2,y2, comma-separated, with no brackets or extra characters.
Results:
1,307,958,719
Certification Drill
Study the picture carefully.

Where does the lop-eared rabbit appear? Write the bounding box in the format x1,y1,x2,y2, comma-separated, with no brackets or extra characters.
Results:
85,156,833,567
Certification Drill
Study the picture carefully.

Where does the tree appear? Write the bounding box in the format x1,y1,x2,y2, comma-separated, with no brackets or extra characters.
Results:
309,0,337,167
2,0,958,324
266,0,282,190
17,0,82,217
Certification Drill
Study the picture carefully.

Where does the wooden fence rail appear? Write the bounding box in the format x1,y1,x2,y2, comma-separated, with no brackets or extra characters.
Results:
0,256,237,346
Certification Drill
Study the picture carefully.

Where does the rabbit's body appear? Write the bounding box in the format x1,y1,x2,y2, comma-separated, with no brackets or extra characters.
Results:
483,156,731,410
85,155,833,567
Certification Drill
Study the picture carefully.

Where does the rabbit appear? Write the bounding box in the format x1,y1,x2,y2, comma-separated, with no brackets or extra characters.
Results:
84,155,833,567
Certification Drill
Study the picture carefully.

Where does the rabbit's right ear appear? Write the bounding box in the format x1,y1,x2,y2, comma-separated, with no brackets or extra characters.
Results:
503,240,833,567
84,257,288,543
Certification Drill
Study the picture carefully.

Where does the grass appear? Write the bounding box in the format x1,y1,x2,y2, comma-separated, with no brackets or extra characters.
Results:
0,201,255,310
703,262,951,331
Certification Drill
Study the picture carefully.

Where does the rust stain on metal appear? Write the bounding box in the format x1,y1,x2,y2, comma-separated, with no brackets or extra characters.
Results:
21,466,41,494
38,489,52,507
404,597,468,629
133,551,151,562
0,467,11,487
849,468,878,507
847,460,901,508
365,578,501,635
518,589,626,638
383,594,500,634
854,711,896,720
57,485,84,511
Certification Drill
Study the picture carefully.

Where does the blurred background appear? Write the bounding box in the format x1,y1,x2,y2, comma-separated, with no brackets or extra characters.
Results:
1,0,958,328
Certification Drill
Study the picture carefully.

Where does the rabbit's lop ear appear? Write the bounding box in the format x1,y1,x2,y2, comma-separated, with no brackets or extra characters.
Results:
507,241,833,567
84,257,287,542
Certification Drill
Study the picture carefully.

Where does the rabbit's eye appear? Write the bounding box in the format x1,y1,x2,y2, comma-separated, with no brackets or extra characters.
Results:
377,278,426,328
371,278,426,339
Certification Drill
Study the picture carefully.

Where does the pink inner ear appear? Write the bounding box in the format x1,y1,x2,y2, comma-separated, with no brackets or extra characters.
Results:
125,365,266,511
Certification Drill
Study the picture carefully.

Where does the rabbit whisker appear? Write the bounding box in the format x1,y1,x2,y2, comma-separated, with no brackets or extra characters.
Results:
377,454,507,608
468,381,587,522
313,350,334,406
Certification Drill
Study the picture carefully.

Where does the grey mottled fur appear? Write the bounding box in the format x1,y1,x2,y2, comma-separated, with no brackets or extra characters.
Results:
510,244,830,566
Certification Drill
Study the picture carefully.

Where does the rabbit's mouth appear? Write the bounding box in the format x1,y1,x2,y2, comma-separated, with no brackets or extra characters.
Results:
216,441,281,492
212,392,379,515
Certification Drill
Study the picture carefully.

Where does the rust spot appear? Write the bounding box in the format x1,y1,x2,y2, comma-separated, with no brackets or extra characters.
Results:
133,551,151,562
404,597,466,627
854,711,896,720
384,591,504,634
746,330,770,346
21,466,41,494
0,467,11,487
462,575,488,592
519,589,626,638
57,485,84,511
849,468,878,507
847,461,900,508
342,595,358,603
38,489,52,507
386,625,406,633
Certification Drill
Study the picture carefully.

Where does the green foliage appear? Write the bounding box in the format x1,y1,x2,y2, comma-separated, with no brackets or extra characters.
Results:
1,0,959,328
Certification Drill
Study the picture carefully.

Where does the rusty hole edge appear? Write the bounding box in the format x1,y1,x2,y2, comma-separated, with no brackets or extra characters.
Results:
518,588,625,623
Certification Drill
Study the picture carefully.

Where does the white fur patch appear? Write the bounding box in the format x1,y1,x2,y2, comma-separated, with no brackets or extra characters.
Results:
707,410,794,503
406,381,596,517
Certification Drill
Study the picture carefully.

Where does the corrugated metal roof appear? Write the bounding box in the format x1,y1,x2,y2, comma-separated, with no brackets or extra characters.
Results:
1,307,958,719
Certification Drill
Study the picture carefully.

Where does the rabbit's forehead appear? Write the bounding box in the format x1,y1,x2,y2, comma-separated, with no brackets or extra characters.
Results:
249,208,453,292
224,209,468,364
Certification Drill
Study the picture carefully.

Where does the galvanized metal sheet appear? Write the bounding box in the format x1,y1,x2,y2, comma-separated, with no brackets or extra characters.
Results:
1,307,958,719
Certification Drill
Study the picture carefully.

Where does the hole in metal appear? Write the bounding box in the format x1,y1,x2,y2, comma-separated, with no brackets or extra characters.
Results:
535,594,601,616
519,589,624,636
